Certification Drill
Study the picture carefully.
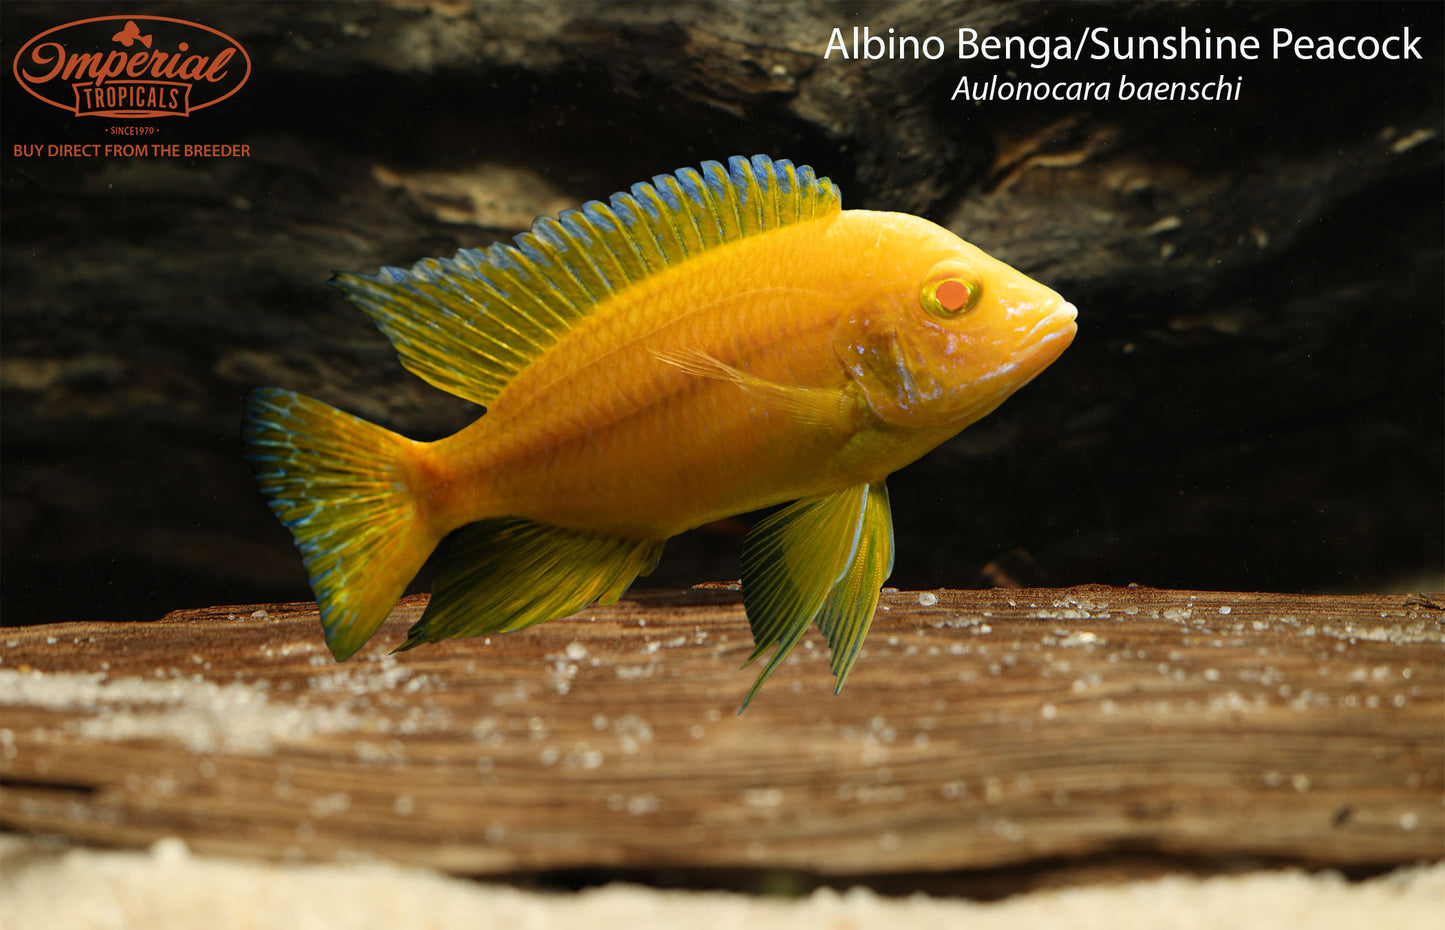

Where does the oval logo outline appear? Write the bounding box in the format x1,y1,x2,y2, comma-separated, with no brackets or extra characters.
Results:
12,14,251,118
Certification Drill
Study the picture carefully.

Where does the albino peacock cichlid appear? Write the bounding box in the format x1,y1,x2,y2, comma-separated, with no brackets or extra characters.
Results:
243,155,1077,710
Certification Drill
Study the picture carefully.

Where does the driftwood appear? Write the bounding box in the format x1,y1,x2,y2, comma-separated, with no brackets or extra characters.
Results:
1,586,1440,878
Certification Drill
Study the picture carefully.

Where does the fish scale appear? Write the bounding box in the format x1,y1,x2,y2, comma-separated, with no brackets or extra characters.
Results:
243,155,1076,709
458,235,853,532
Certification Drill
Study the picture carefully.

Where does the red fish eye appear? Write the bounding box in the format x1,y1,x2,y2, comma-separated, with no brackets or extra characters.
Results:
934,279,973,312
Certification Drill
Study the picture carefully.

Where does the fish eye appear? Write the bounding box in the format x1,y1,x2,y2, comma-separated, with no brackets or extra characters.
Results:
920,275,981,318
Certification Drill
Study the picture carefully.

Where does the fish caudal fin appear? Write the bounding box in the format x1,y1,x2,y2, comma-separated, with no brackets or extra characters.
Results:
739,481,894,712
243,387,435,660
400,519,665,649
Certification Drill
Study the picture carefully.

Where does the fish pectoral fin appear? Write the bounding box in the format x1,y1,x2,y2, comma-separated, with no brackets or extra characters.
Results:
814,481,894,693
400,519,666,649
651,347,856,431
738,481,891,712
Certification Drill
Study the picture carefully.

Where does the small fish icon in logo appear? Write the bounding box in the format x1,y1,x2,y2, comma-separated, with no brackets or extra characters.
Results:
111,21,152,48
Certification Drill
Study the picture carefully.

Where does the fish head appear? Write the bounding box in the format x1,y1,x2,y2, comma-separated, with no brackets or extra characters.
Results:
836,213,1077,431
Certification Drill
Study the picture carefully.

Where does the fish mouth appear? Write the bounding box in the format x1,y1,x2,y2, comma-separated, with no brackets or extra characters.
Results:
943,300,1077,421
1017,301,1078,367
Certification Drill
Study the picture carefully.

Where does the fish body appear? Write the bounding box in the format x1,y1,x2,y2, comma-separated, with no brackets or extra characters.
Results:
244,156,1076,709
425,210,1069,537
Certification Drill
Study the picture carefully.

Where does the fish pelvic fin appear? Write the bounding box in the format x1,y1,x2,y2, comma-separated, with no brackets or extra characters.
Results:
400,519,666,650
243,387,436,661
331,156,841,408
814,482,894,693
738,480,893,713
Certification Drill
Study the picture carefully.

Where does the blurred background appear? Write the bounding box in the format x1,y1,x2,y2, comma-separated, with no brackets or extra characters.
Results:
3,0,1441,628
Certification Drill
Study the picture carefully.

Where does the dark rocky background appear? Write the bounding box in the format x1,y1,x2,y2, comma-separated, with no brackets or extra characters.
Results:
3,0,1441,627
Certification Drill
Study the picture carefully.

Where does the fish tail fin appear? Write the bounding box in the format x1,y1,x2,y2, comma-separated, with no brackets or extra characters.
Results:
242,387,438,660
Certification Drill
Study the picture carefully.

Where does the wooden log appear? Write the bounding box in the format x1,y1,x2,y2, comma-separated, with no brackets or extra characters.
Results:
1,586,1440,876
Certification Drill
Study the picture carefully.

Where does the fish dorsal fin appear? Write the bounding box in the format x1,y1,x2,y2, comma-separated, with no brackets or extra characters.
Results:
332,155,842,407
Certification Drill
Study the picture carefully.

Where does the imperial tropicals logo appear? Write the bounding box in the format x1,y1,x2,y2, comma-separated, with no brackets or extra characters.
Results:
12,15,250,118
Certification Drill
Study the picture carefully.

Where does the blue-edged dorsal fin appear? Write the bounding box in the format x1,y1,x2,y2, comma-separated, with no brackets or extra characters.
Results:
332,156,842,407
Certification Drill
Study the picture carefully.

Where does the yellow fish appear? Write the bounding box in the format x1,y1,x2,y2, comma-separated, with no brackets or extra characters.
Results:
243,156,1077,710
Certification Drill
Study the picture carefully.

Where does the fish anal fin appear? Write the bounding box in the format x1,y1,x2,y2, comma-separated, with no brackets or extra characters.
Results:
401,519,666,649
652,346,857,431
814,481,894,693
599,540,666,606
738,483,875,712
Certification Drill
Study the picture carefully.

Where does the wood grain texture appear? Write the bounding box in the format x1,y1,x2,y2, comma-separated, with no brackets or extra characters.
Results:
1,586,1440,875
